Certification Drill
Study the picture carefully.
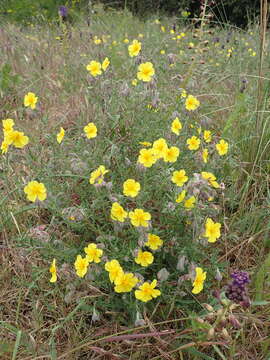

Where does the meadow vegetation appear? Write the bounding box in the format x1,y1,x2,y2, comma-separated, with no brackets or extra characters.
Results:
0,3,270,359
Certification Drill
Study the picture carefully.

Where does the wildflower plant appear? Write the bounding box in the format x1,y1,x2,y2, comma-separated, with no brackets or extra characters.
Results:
4,12,263,345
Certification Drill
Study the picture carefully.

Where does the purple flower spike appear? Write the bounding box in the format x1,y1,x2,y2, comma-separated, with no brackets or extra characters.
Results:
59,6,68,18
231,271,250,286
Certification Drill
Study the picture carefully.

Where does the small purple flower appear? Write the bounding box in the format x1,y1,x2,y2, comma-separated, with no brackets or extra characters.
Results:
59,6,68,19
225,270,250,306
231,271,250,286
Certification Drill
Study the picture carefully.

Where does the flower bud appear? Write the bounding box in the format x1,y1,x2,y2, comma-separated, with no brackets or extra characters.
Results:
207,327,215,339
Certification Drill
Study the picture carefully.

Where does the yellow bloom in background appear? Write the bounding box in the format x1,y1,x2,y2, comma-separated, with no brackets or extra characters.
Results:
57,127,65,144
111,202,128,222
185,95,200,111
24,181,47,202
202,148,208,163
2,118,14,133
176,189,186,203
114,272,138,293
102,57,110,71
5,130,29,148
24,92,38,109
203,130,212,143
145,233,163,250
132,79,138,86
163,146,180,163
123,38,129,43
152,138,168,159
128,39,141,57
201,171,220,188
49,258,57,283
84,122,97,139
123,179,141,198
89,165,109,185
171,117,182,135
160,50,165,55
204,218,221,243
181,89,187,98
216,139,229,156
94,37,102,44
184,196,196,209
84,243,103,263
74,255,89,278
105,260,124,283
187,136,200,150
192,267,206,294
160,26,165,32
135,250,154,267
1,141,9,154
86,60,102,76
129,208,151,227
138,148,157,167
137,62,155,82
138,33,144,38
135,279,161,302
171,169,188,187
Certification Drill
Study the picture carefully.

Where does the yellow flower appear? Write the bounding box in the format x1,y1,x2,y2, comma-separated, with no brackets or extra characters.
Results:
94,37,102,44
187,136,200,150
128,39,141,57
2,118,14,133
86,60,102,76
163,146,180,163
138,148,157,167
176,190,186,203
24,181,47,202
132,79,138,86
171,117,182,135
160,50,165,55
137,62,155,82
123,38,129,43
89,165,109,185
181,89,187,98
160,26,165,32
129,208,151,227
49,258,57,283
74,255,89,278
102,57,110,71
138,33,144,38
84,243,103,263
111,202,128,222
84,122,97,139
24,92,38,109
145,233,163,250
201,171,220,188
203,130,212,143
5,130,29,148
184,196,196,209
216,139,229,156
171,169,188,187
123,179,141,198
152,138,168,159
204,218,221,243
135,279,161,302
114,272,138,293
185,95,200,111
57,127,65,144
105,260,124,283
192,267,207,294
202,148,208,163
135,250,154,267
1,141,9,154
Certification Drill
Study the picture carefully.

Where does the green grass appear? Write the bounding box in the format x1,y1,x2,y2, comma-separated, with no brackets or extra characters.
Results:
0,4,270,359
